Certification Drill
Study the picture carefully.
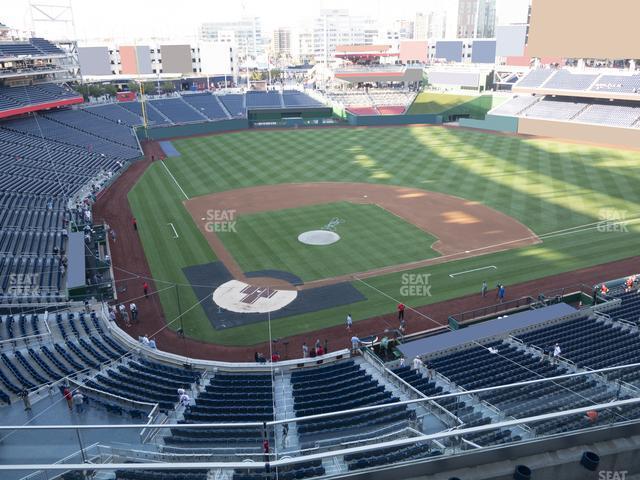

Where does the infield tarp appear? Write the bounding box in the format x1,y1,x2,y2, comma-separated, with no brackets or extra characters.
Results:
183,261,367,329
398,302,576,360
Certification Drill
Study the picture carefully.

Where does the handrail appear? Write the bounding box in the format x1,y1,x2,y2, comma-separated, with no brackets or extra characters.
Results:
10,359,640,433
18,442,102,480
362,348,462,426
6,396,640,473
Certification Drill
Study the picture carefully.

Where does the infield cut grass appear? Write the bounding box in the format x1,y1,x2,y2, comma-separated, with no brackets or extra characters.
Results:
128,126,640,345
218,202,439,282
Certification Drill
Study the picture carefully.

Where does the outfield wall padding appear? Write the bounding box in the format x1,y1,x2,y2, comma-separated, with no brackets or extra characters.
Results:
459,115,519,133
137,118,249,141
347,113,443,126
517,118,640,149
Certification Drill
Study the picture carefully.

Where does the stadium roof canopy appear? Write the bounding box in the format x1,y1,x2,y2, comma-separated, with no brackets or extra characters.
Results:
398,302,576,360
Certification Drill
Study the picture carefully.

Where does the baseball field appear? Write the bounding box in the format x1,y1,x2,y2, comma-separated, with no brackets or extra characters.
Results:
127,125,640,345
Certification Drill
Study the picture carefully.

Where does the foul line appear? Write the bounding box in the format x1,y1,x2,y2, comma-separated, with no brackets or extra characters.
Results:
160,160,189,200
168,223,179,238
449,265,497,278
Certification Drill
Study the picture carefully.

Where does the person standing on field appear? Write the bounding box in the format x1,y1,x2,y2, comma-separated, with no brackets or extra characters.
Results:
397,303,405,321
346,313,353,330
481,281,487,297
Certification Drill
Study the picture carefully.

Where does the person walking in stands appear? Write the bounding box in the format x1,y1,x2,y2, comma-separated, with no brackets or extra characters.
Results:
73,390,85,413
282,423,289,448
481,281,488,297
177,388,186,401
399,357,406,368
412,356,423,371
302,343,309,358
351,335,360,354
143,282,149,298
129,302,138,322
132,217,138,231
19,388,31,411
426,361,434,380
263,439,270,463
346,313,353,330
397,303,405,321
63,386,73,410
552,343,562,363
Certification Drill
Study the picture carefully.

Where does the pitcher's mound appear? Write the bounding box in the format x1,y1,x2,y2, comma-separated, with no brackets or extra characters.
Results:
213,280,297,313
298,230,340,246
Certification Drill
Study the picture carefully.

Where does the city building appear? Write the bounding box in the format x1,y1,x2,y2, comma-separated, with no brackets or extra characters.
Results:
313,9,379,65
271,28,291,58
457,0,496,38
199,17,262,60
77,41,237,80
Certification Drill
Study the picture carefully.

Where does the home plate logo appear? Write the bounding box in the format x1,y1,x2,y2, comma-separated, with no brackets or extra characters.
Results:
240,285,276,305
212,280,297,313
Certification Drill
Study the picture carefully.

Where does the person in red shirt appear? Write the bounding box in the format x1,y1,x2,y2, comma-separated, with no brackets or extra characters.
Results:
63,387,73,410
143,282,149,298
585,410,598,424
397,303,405,321
132,217,138,231
316,345,324,356
271,352,280,362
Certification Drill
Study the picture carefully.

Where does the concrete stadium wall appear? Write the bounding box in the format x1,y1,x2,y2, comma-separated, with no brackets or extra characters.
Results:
347,113,442,126
137,119,249,141
517,118,640,149
459,114,519,133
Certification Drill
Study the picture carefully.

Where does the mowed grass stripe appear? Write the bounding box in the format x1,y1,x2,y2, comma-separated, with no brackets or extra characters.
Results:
217,202,439,282
129,126,640,344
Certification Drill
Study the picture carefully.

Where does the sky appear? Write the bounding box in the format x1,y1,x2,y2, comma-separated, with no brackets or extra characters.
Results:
3,0,530,42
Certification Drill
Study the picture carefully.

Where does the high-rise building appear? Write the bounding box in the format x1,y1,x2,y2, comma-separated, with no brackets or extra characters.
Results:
414,13,428,40
380,19,415,43
271,28,291,58
457,0,496,38
199,17,262,60
291,29,314,64
313,9,379,64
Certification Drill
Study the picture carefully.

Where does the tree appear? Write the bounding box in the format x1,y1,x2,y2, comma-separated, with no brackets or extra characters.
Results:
87,84,103,98
102,84,117,96
127,81,140,93
161,81,175,94
141,82,157,96
269,68,282,81
250,70,266,81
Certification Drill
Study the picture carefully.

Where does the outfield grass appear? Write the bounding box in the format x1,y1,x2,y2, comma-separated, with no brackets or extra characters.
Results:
406,92,499,117
128,126,640,345
218,202,439,282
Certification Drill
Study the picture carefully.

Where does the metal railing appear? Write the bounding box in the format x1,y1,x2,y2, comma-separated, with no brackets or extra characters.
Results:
449,296,537,324
6,396,640,473
362,347,462,426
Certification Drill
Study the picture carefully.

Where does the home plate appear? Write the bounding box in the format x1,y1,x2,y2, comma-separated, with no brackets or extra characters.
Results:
212,280,297,313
